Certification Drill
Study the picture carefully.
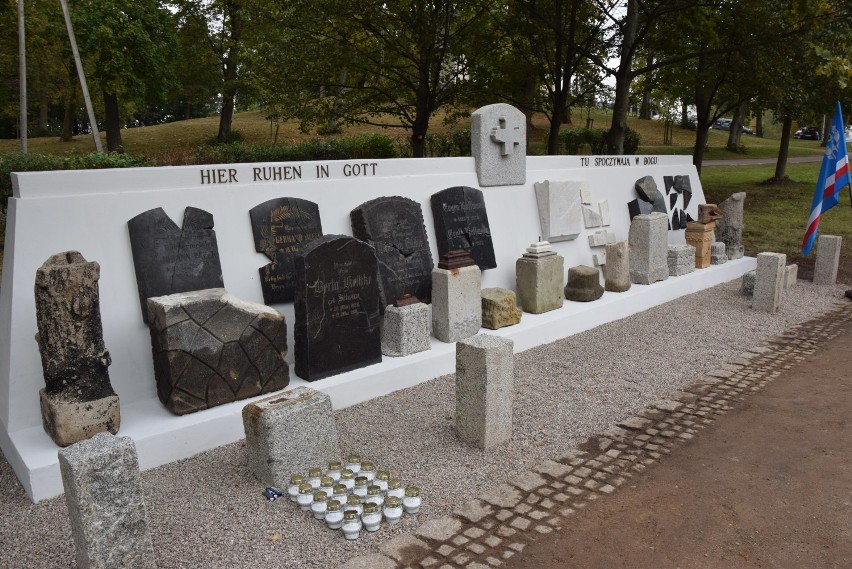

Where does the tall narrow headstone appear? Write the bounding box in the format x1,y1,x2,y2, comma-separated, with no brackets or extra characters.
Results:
249,197,323,304
128,207,224,323
813,235,842,285
431,186,497,270
294,235,383,380
516,241,564,313
59,433,156,569
715,192,746,260
604,241,631,292
471,103,526,186
35,252,119,447
455,334,514,449
431,251,482,343
533,180,584,242
351,196,434,305
628,212,669,285
753,252,786,312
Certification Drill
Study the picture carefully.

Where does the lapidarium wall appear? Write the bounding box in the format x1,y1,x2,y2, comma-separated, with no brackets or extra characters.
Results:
1,154,754,501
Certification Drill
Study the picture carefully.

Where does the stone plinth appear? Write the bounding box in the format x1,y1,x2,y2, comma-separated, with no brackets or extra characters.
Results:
814,235,842,285
711,242,727,265
243,387,341,487
604,241,630,292
785,264,798,289
741,270,755,296
685,222,715,269
35,252,119,447
147,288,289,415
667,244,695,277
516,251,564,313
432,265,482,343
715,192,745,260
628,212,669,285
564,265,604,302
481,288,522,330
59,433,156,569
455,334,514,449
382,302,432,357
753,252,786,312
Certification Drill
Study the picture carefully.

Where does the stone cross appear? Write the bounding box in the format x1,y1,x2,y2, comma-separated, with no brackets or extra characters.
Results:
490,117,523,156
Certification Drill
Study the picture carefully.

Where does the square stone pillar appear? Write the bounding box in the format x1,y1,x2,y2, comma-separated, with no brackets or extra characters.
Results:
432,264,482,343
516,246,564,314
814,235,841,285
753,252,786,313
628,212,669,285
455,334,514,449
243,387,341,487
382,301,432,357
58,433,156,569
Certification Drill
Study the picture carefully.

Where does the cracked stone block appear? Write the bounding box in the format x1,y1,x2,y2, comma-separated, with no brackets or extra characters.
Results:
243,387,340,488
382,301,432,357
472,103,526,186
147,288,289,415
667,244,696,277
753,252,786,313
481,288,522,330
456,335,513,449
814,235,841,285
629,213,669,284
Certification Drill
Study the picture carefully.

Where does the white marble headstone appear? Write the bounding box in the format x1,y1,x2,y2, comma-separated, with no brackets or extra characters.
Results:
533,180,584,242
471,103,526,186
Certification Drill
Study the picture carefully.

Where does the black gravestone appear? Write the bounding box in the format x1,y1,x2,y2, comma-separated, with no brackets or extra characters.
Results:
128,207,224,323
249,197,323,304
430,186,496,270
294,235,383,381
351,196,434,306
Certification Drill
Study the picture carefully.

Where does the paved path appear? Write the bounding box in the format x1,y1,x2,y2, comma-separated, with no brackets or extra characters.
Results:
703,155,822,167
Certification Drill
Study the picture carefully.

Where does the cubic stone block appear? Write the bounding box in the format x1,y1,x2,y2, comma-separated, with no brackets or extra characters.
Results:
516,250,564,313
604,241,630,292
456,334,514,449
741,270,755,296
813,235,842,285
753,252,786,313
59,433,156,569
471,103,526,186
684,221,715,269
667,244,696,277
785,264,798,289
147,288,289,415
564,265,604,302
481,288,522,330
243,387,341,488
628,212,669,285
432,265,482,343
382,302,432,357
711,242,727,265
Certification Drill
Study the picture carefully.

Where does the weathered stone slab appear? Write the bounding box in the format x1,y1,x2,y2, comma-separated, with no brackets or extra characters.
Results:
416,517,464,541
456,334,513,449
432,253,482,343
35,252,119,446
128,207,224,323
753,252,786,313
243,387,340,487
147,288,289,414
455,499,494,523
667,244,695,277
715,192,745,260
604,241,630,292
564,265,603,302
685,221,714,269
785,264,798,289
382,301,432,357
479,482,523,508
516,245,564,313
431,186,497,270
59,433,156,569
481,288,522,330
741,270,755,296
711,242,727,265
351,196,434,305
294,236,382,381
629,212,669,285
814,235,841,285
249,197,323,304
533,180,584,242
471,103,526,186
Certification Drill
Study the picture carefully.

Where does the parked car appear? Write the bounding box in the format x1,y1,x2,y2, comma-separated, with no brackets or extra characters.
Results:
711,118,754,134
794,126,820,140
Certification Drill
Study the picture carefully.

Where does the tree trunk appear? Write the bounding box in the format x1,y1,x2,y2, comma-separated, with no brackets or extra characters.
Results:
773,115,793,180
547,114,562,155
680,99,689,128
103,90,122,151
820,114,829,147
755,111,764,137
61,95,76,142
639,54,654,120
217,1,242,143
606,0,637,155
726,100,746,152
693,125,710,175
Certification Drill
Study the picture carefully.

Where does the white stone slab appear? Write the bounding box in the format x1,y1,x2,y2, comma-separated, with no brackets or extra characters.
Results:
533,180,584,242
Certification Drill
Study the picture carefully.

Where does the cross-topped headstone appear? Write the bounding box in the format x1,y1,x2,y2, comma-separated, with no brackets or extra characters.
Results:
472,103,526,186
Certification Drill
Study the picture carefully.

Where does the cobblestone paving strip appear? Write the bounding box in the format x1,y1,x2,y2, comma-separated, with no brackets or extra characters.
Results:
345,300,852,569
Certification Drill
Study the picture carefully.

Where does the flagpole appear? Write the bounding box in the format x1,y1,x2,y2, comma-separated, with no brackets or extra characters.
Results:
18,0,27,154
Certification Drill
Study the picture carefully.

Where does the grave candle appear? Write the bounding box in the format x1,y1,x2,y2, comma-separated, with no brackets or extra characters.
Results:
360,461,376,482
365,485,384,508
287,474,305,502
339,468,355,491
341,510,362,540
383,496,403,525
325,499,344,529
386,478,404,500
319,476,334,494
403,486,421,514
345,495,363,517
345,454,361,474
326,460,342,481
353,476,369,501
331,483,348,504
361,503,382,532
375,470,390,494
307,467,323,489
297,483,314,512
311,490,328,520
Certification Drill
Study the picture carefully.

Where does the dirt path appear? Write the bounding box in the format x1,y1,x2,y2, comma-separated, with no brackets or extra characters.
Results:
507,326,852,569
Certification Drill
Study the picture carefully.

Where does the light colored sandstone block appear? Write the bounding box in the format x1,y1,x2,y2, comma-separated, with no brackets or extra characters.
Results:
605,241,630,292
456,334,514,449
785,264,798,289
814,235,841,285
481,288,522,330
432,265,482,342
752,252,786,312
516,252,564,313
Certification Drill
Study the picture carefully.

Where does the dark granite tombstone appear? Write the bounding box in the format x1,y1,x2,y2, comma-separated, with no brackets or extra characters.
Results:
430,186,496,270
351,196,434,306
250,198,323,304
294,235,383,381
128,207,224,323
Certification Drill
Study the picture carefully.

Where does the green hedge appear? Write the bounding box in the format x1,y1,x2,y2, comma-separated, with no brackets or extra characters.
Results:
556,127,641,155
195,133,400,164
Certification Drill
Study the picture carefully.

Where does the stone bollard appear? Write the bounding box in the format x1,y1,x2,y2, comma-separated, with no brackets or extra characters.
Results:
711,242,727,265
785,264,798,289
59,433,156,569
604,241,631,292
813,235,842,285
515,241,564,313
381,296,432,357
455,334,514,450
432,251,482,343
753,252,786,312
35,252,119,447
629,212,669,285
667,244,696,277
243,387,341,488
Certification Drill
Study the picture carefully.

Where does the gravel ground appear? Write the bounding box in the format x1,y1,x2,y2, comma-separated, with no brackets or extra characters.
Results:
1,279,848,569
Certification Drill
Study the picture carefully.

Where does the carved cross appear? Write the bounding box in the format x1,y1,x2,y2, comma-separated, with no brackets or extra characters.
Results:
490,116,522,156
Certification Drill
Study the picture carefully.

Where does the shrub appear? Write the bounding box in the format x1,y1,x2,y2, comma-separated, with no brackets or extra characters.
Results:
194,133,399,164
623,127,641,154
